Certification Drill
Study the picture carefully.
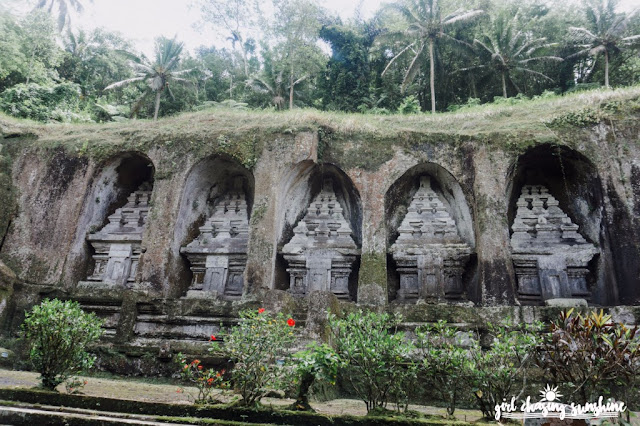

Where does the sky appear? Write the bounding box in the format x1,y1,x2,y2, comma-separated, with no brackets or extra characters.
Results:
4,0,385,57
3,0,637,58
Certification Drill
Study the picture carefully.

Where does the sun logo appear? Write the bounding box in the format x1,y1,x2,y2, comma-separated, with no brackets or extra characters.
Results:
540,384,562,402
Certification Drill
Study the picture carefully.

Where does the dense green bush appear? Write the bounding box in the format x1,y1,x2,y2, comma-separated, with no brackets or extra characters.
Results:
21,298,103,391
329,310,415,412
415,320,474,417
0,82,89,122
290,342,342,411
467,319,542,419
216,308,296,407
536,309,640,405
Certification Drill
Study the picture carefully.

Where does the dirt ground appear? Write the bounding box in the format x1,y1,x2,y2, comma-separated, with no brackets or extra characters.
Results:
0,368,484,422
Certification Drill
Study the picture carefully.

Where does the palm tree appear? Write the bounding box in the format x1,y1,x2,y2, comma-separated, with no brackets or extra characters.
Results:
465,13,563,98
247,71,286,110
34,0,92,32
569,0,640,88
380,0,483,113
105,37,191,121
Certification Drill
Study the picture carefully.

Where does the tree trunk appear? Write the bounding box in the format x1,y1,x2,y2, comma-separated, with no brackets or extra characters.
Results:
289,73,294,110
289,371,315,411
153,90,161,121
502,71,507,98
604,49,609,88
429,39,436,113
26,49,36,85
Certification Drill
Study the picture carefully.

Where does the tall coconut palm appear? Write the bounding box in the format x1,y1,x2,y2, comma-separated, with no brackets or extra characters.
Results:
380,0,484,113
569,0,640,88
34,0,92,32
105,37,191,121
464,13,563,98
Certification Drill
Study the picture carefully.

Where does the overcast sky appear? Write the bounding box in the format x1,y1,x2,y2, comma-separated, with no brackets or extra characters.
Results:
4,0,637,58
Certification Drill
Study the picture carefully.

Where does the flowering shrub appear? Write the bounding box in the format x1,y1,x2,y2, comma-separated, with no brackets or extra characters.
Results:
64,376,88,395
328,310,415,412
21,298,103,391
217,308,296,406
415,320,474,417
176,353,228,404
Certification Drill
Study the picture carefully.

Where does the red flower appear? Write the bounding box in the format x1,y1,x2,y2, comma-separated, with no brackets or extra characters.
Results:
210,335,216,341
207,377,214,385
287,318,295,327
198,365,203,370
258,308,265,314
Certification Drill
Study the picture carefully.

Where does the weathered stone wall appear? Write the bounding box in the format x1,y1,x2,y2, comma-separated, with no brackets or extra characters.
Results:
0,101,639,367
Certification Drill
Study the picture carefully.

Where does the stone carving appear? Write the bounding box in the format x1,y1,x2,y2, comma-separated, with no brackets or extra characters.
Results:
281,179,359,300
86,183,152,286
389,176,471,302
510,185,598,304
180,178,249,299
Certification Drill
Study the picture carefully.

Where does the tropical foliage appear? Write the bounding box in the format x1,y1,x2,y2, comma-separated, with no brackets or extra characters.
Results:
0,0,639,122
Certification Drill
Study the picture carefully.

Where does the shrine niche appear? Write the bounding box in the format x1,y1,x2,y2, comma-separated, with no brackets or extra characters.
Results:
281,178,359,299
389,176,471,301
385,164,475,304
77,153,155,288
86,183,151,286
170,156,254,299
180,177,249,299
275,162,362,300
510,184,598,303
505,145,612,305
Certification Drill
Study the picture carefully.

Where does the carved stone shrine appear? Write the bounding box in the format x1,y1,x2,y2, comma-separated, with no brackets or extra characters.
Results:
180,178,249,299
86,183,152,287
510,184,598,304
389,176,471,302
281,179,359,300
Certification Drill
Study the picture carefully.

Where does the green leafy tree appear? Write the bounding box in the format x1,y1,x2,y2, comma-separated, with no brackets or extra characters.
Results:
467,12,563,98
381,0,483,113
21,298,103,391
329,310,416,412
468,319,542,419
105,36,191,120
569,0,640,87
58,29,134,98
20,10,62,85
271,0,328,109
318,21,380,112
415,320,474,417
197,0,258,77
0,13,26,90
217,308,297,407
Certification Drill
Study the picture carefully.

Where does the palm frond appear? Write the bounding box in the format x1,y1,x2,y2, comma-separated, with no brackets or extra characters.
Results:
104,77,145,90
381,42,417,76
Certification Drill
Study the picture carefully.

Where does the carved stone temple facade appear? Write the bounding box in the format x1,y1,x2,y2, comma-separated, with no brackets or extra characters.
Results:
389,176,471,302
85,184,152,287
281,179,359,300
510,184,598,304
180,178,250,299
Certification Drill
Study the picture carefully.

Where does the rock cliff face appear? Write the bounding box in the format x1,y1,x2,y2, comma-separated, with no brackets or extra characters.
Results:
1,90,640,368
